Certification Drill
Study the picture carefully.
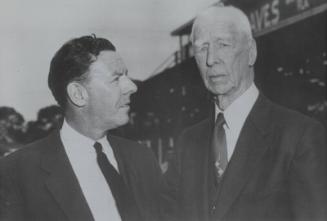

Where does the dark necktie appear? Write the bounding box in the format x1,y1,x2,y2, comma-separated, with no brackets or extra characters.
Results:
93,142,140,221
211,113,228,183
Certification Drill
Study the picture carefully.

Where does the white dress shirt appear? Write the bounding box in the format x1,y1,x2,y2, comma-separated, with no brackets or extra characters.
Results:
60,120,121,221
215,83,259,161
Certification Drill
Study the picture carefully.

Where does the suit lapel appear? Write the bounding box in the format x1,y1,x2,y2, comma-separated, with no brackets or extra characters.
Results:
106,134,137,186
106,135,146,221
107,135,144,212
214,95,272,220
201,125,214,221
188,118,212,221
184,110,214,221
40,131,94,221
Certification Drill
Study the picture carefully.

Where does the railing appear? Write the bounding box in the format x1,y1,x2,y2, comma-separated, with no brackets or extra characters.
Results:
149,42,194,77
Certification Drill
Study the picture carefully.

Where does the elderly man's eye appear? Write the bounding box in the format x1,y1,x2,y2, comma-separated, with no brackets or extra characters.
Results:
219,42,230,48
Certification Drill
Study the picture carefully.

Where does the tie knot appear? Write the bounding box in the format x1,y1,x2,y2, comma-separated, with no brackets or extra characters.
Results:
215,113,226,127
93,142,103,154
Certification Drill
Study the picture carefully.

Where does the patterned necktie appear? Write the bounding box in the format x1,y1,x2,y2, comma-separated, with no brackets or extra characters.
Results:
211,113,228,183
93,142,140,221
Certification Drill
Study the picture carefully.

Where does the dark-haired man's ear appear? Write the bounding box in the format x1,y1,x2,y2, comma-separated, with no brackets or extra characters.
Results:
248,38,257,66
66,82,88,107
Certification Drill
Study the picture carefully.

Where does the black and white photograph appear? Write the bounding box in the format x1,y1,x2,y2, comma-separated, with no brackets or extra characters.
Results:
1,0,326,221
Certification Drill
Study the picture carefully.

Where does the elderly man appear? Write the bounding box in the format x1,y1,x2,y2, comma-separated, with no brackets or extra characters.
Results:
0,36,167,221
172,5,327,221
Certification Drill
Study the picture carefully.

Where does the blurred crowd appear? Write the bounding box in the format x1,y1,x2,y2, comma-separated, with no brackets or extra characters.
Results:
0,105,63,157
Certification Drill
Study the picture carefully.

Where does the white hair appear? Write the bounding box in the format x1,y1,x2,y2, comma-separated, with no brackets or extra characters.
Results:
191,6,253,43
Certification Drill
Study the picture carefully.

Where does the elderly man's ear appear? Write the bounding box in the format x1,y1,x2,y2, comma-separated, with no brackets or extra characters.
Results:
248,39,257,66
66,82,88,107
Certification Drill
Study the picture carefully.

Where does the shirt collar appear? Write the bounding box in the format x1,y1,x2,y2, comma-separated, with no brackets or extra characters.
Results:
97,136,110,149
215,83,259,130
60,120,98,153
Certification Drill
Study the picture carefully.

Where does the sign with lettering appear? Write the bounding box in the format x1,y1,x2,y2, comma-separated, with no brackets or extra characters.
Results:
246,0,327,35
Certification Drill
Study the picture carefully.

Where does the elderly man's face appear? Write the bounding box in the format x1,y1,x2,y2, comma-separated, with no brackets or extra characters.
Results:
83,51,137,130
193,18,253,98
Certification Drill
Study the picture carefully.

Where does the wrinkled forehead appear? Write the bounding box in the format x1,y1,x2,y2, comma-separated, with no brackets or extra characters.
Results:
193,18,239,46
192,7,249,44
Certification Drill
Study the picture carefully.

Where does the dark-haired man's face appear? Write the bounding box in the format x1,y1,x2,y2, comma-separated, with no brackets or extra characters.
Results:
83,50,137,131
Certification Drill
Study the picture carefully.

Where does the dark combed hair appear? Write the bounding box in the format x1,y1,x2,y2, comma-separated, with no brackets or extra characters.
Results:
48,35,116,108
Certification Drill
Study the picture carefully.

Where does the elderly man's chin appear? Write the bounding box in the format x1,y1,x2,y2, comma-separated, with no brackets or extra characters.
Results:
206,81,231,95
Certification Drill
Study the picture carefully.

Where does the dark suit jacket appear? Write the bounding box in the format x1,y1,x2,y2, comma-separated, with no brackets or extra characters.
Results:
171,94,327,221
0,131,169,221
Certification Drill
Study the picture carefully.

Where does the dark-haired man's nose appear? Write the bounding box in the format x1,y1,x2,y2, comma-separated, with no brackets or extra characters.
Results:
122,76,137,95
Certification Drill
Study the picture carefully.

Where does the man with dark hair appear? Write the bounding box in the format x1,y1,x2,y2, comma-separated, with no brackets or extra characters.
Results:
0,35,167,221
171,5,327,221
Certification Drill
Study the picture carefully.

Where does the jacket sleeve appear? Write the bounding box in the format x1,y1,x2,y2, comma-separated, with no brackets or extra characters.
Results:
289,121,327,221
0,157,25,221
162,131,187,221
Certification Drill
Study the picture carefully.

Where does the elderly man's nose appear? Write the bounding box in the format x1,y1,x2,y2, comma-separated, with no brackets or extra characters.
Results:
206,46,219,66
